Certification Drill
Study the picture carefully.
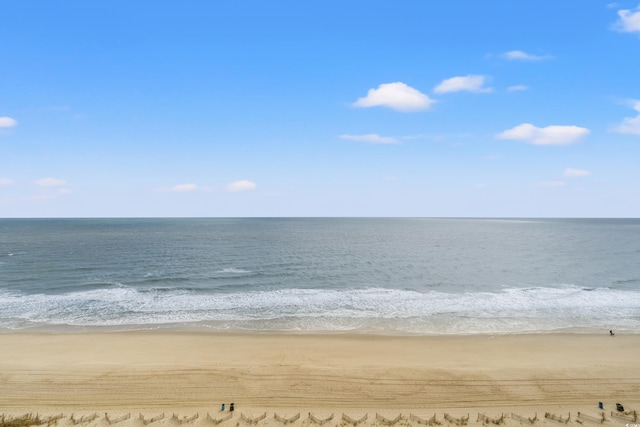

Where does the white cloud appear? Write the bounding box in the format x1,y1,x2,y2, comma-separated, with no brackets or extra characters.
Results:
352,82,435,112
28,186,72,203
564,168,591,177
35,177,67,187
28,194,56,202
433,75,492,94
227,180,257,192
612,100,640,135
501,50,551,61
496,123,590,145
614,5,640,33
339,134,400,144
161,183,198,193
474,183,487,189
0,178,13,186
508,85,528,92
539,181,566,187
0,117,17,128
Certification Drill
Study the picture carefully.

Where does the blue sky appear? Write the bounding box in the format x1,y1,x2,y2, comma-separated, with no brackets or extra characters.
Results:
1,0,639,217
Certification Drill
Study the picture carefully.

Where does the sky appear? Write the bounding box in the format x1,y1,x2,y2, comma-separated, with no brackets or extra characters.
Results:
1,0,639,218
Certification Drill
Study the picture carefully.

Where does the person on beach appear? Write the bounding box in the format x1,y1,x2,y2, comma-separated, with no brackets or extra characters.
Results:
609,330,614,336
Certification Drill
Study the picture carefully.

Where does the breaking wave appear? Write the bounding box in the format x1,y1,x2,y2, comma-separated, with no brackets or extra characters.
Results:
1,285,638,334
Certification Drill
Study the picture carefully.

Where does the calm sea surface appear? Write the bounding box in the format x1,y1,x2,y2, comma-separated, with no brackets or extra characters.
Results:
0,218,639,334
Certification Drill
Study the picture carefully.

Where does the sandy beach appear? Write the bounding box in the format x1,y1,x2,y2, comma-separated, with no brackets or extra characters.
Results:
1,332,638,426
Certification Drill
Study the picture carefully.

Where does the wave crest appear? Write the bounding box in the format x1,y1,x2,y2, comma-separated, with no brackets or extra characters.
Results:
0,285,638,334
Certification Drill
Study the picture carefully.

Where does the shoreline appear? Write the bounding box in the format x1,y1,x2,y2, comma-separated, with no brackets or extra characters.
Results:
1,322,637,336
1,332,638,416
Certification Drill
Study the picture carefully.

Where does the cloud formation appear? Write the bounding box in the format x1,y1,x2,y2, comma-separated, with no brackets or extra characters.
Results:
35,177,67,187
28,188,71,202
433,75,492,94
612,101,640,134
508,85,528,92
501,50,551,61
0,178,14,186
564,168,591,177
0,117,17,128
227,180,257,192
496,123,590,145
352,82,435,112
167,183,198,192
539,181,566,187
614,5,640,33
339,134,399,144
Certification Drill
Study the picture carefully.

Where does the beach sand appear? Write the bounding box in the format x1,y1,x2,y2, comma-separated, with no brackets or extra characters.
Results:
1,332,638,426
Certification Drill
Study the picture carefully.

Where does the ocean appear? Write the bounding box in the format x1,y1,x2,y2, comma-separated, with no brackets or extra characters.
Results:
0,218,639,334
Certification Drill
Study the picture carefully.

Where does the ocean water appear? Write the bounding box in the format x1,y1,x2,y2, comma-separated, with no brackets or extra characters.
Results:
0,218,639,334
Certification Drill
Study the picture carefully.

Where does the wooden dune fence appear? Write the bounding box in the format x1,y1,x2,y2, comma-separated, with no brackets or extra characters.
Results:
0,413,65,427
1,413,38,427
409,414,438,426
207,413,233,425
544,413,570,424
576,412,605,424
444,413,469,426
375,414,402,426
70,414,98,425
45,414,64,427
477,413,504,425
172,414,199,424
274,413,300,425
509,413,537,424
307,413,334,425
240,413,267,425
610,411,637,423
105,413,130,425
45,414,65,427
342,414,368,426
139,413,165,425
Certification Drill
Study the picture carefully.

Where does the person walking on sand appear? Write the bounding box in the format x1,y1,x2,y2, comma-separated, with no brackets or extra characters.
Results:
609,330,615,336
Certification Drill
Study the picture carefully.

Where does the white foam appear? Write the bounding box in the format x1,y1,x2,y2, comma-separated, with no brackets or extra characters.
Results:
215,268,252,274
0,285,638,334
